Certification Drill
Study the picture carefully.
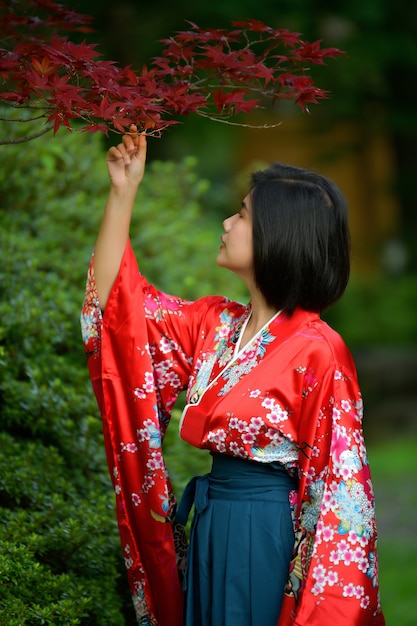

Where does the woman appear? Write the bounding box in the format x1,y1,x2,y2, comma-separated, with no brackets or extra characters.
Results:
81,128,385,625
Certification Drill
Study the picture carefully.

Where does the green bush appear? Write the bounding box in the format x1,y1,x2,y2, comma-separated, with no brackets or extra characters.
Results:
0,115,245,624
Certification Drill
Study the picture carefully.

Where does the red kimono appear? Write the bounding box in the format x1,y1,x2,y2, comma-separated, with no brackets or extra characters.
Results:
81,241,385,626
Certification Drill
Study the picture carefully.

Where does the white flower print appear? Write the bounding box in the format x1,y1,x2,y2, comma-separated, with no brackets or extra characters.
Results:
207,429,226,444
134,388,146,399
147,451,164,471
160,336,179,354
261,397,289,424
242,432,255,445
343,583,356,597
341,399,351,412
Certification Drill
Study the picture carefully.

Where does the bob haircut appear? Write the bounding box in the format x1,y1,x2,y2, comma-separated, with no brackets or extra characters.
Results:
250,163,350,315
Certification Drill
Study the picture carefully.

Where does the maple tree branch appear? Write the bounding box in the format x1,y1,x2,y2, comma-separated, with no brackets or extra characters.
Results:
196,111,284,129
0,124,54,145
0,113,47,122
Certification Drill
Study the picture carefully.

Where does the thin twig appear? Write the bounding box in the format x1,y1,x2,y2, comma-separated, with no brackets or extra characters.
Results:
0,124,54,145
0,113,48,122
196,111,283,128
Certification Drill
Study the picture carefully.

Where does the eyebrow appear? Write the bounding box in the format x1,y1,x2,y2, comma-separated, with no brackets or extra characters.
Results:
241,200,249,212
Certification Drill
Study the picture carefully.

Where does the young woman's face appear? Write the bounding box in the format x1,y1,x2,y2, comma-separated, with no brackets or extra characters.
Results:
216,194,254,281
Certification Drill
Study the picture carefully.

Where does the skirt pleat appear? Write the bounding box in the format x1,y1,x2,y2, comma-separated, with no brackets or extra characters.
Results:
179,454,297,626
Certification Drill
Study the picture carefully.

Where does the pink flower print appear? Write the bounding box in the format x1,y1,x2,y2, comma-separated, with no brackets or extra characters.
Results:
207,429,226,444
303,367,318,394
134,388,146,400
342,549,354,566
317,520,325,533
327,570,338,586
142,475,155,493
121,442,138,453
229,417,240,429
311,580,325,595
322,490,334,507
132,493,141,507
360,596,371,609
340,465,354,480
261,397,275,410
289,490,298,507
337,539,350,553
322,526,335,542
330,425,350,464
334,370,343,380
249,417,263,433
165,371,181,388
230,441,247,457
230,441,240,454
358,558,369,573
348,530,359,545
144,372,155,393
354,585,365,599
160,336,179,354
242,432,255,445
312,564,326,582
341,399,351,412
137,428,150,442
236,420,248,433
244,347,258,360
343,583,356,597
147,451,163,471
249,389,261,398
267,404,289,425
219,325,230,338
353,546,366,561
329,549,340,565
332,407,341,420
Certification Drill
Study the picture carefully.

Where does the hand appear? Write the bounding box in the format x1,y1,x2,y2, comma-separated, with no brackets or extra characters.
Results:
106,125,147,189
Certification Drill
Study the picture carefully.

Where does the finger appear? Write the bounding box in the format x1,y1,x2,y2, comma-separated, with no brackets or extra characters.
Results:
132,133,147,163
108,142,131,164
122,133,138,154
106,145,123,160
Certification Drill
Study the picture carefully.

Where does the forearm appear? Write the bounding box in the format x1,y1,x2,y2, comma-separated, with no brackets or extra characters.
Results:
94,182,138,309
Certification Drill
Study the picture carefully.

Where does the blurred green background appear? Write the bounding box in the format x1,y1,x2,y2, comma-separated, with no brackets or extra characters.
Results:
1,0,416,623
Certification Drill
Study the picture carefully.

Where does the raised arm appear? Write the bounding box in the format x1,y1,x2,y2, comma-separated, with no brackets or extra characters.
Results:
94,126,147,309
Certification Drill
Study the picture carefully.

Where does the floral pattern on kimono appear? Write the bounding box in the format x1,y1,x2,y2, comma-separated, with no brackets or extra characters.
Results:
81,240,385,626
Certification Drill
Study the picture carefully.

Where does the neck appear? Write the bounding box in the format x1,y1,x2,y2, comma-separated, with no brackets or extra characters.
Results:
239,288,279,347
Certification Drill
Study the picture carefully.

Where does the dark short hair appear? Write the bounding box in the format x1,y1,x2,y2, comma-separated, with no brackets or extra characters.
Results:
250,163,350,315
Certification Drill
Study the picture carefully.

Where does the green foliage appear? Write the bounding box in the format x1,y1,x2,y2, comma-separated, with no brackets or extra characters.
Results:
367,438,417,626
324,272,417,347
0,116,245,624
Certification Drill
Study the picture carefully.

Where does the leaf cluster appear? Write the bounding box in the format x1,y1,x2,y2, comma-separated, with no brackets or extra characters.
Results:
0,0,344,141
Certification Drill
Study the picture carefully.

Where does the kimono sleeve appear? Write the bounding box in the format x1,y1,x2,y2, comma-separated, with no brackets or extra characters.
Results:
278,358,385,626
80,241,212,626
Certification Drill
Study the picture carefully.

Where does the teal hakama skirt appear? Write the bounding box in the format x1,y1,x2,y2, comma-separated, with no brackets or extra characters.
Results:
175,454,297,626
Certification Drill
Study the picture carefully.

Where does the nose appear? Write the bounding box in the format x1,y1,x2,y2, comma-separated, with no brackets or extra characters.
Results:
223,214,237,231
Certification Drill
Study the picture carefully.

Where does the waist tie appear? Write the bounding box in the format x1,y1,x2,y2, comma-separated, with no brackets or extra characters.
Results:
174,453,297,527
175,474,210,526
